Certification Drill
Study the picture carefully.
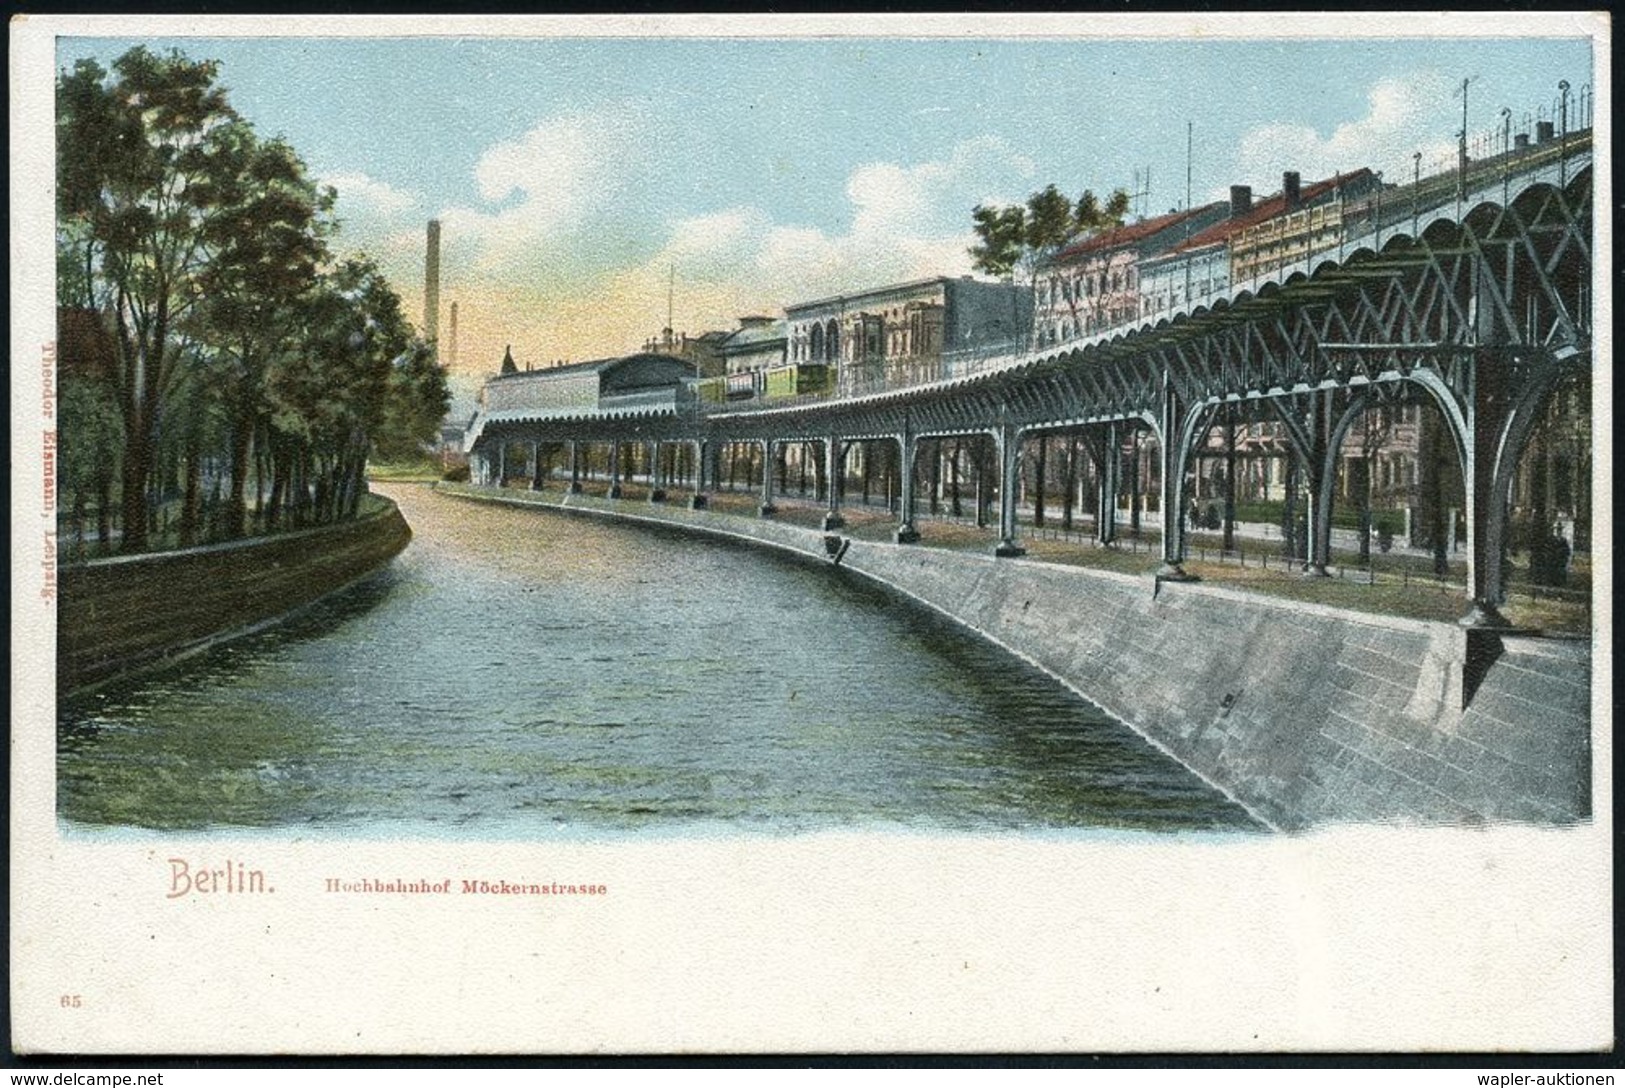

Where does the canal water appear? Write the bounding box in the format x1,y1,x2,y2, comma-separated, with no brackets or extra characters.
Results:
57,483,1257,837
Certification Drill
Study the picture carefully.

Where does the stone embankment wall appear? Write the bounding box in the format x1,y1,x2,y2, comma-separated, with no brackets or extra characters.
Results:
442,484,1591,831
59,499,412,693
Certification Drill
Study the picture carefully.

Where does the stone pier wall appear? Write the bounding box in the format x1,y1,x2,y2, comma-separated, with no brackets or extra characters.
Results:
58,499,412,693
440,485,1592,831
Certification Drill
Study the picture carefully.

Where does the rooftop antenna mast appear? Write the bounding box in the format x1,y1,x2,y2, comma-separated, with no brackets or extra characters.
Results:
1183,121,1194,305
667,263,675,345
1129,165,1152,220
1185,121,1193,216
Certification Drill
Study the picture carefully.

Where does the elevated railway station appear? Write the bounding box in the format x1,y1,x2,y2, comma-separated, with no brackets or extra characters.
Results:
466,129,1593,628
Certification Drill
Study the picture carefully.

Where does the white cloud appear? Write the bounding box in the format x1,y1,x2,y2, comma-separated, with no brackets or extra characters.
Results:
1227,72,1460,192
323,171,419,216
436,105,652,282
604,137,1035,334
323,172,427,274
331,129,1037,376
847,135,1036,239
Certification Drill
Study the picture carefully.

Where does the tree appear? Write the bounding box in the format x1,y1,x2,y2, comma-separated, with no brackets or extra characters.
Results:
1073,188,1131,235
56,47,242,551
969,183,1131,346
968,203,1026,280
374,341,453,464
195,127,333,537
57,374,123,553
57,45,408,553
265,257,411,527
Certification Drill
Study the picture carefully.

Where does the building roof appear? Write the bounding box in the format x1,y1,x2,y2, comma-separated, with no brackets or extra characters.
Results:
721,318,787,353
1167,168,1375,255
492,351,697,380
786,275,1004,316
1047,202,1228,265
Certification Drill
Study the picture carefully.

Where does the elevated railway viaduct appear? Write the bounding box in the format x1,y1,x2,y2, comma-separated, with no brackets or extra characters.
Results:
467,142,1592,631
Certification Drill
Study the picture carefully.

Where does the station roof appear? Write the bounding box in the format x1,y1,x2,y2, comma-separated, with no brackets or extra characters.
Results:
721,318,787,353
488,351,692,380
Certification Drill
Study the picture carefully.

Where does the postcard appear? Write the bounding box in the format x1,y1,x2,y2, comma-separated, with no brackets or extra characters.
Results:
10,13,1612,1055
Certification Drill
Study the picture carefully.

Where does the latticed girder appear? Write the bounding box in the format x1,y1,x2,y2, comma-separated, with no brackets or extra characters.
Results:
465,171,1588,615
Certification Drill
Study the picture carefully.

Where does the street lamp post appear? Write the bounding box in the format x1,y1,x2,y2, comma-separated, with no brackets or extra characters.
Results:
1456,75,1471,206
1373,172,1384,249
1500,107,1512,204
1412,151,1421,237
1558,80,1571,186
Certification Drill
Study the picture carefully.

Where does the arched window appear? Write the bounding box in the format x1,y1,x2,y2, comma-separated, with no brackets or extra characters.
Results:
809,323,824,363
826,320,841,363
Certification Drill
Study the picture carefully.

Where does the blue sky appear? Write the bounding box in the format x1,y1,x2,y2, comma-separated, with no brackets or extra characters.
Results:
56,29,1594,403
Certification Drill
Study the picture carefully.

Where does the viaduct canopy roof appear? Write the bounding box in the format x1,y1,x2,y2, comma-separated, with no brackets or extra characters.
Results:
488,351,696,392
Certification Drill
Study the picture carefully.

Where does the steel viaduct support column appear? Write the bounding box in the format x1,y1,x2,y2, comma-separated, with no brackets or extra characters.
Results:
1090,422,1120,547
994,422,1025,558
759,439,777,517
895,432,920,544
689,440,708,509
568,441,582,493
1272,391,1361,579
1301,392,1339,578
607,441,622,499
526,441,540,490
1156,382,1196,582
1458,349,1519,629
823,437,845,531
649,440,667,503
496,443,507,488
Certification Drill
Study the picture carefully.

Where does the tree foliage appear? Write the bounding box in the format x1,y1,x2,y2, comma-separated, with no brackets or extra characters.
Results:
55,46,449,554
969,183,1132,345
970,183,1132,281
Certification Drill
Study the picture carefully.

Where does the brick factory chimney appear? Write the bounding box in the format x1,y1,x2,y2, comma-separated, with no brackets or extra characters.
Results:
425,220,442,350
1282,172,1301,211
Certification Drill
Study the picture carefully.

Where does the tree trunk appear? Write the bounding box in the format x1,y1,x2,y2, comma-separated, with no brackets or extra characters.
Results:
253,419,268,531
225,411,252,538
1282,459,1299,561
1355,456,1372,564
96,467,113,545
1128,437,1141,536
266,443,287,532
179,439,202,547
1062,435,1076,531
928,440,941,515
119,409,151,552
1223,416,1237,552
1034,436,1048,527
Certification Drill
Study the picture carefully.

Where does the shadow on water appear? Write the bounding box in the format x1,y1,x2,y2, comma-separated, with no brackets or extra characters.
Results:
57,567,407,832
60,563,405,729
